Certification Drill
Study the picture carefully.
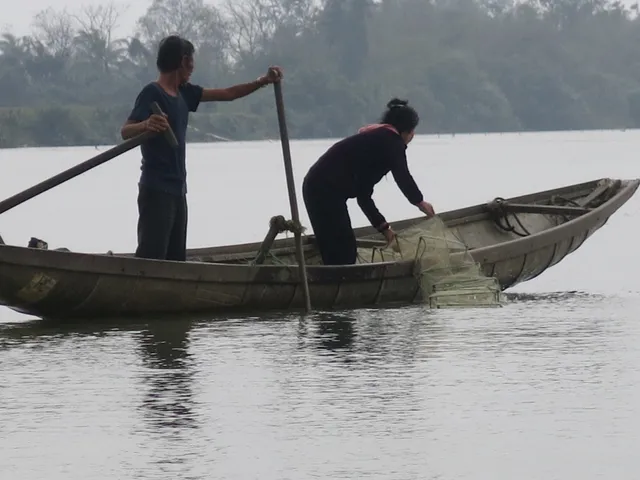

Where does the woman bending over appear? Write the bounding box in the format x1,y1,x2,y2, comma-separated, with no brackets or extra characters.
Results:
302,98,435,265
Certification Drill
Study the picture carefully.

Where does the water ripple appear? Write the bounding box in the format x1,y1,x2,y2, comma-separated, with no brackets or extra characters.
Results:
1,295,639,479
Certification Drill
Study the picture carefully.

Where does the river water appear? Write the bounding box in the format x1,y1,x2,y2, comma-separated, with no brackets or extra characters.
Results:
1,130,639,479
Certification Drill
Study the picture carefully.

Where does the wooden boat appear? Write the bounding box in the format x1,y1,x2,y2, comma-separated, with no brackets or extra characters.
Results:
0,177,637,320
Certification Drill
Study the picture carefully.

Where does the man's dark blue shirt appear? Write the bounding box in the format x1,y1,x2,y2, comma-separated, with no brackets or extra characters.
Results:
128,82,203,196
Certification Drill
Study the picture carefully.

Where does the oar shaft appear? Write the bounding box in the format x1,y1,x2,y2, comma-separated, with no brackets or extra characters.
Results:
273,81,312,312
0,133,151,215
0,132,155,216
0,102,177,216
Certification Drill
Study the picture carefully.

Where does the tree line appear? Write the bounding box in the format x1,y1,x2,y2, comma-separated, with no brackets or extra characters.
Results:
1,0,640,148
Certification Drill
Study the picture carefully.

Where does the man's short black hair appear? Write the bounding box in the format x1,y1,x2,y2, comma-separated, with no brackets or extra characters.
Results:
156,35,195,73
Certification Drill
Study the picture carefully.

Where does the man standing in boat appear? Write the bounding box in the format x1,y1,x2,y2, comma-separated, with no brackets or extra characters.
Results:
121,35,283,262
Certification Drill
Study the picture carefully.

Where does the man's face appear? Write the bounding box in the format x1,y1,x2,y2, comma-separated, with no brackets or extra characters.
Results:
179,55,194,83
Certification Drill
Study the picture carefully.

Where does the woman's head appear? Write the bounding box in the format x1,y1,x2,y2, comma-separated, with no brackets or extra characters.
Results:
381,98,419,144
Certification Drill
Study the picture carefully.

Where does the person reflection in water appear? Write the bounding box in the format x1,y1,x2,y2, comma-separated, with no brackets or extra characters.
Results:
315,313,356,351
137,320,196,431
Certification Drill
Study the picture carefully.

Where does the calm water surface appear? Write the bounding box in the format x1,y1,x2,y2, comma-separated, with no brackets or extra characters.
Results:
1,130,639,479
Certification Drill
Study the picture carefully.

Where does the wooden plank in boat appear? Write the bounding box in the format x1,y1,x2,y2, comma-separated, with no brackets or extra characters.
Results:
496,203,591,216
576,179,617,207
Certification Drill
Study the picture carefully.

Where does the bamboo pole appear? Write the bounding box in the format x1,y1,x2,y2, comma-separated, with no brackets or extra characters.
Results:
273,81,312,313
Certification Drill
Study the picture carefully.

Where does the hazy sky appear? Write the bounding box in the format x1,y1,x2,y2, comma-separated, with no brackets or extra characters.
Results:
2,0,638,38
1,0,223,37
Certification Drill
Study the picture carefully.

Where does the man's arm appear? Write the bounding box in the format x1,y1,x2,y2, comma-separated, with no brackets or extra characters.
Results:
200,66,283,102
121,115,169,140
201,79,266,102
120,84,169,139
121,119,146,140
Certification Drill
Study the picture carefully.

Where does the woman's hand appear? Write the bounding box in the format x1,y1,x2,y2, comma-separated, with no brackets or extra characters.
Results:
383,227,396,244
383,227,402,253
418,200,435,217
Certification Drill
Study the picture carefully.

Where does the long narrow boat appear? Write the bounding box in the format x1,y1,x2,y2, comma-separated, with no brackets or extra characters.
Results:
0,177,637,320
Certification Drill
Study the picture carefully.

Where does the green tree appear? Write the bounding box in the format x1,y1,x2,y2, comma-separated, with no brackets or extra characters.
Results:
1,0,640,147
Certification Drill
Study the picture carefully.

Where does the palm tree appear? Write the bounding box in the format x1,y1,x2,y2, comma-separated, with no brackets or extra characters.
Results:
72,28,127,74
0,33,29,67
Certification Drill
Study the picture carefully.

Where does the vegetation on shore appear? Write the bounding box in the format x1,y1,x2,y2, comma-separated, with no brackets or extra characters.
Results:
2,0,640,148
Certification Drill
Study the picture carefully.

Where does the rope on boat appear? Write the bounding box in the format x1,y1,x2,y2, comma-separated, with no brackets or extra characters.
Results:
487,197,531,237
264,250,290,265
488,190,599,238
249,215,308,266
547,194,582,224
550,195,581,208
269,215,306,236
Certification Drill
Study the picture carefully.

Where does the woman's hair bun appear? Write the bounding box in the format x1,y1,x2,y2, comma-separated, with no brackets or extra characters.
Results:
387,98,408,109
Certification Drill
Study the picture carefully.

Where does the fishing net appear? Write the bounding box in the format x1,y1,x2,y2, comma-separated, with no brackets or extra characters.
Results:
358,216,502,308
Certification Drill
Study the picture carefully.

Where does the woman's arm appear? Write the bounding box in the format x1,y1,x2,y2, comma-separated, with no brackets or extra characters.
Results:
391,151,435,217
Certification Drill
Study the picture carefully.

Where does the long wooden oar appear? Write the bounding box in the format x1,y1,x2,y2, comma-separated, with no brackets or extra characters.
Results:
0,102,177,216
273,80,312,313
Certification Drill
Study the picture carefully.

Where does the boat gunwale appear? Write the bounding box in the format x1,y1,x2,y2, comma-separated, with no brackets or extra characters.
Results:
185,178,610,258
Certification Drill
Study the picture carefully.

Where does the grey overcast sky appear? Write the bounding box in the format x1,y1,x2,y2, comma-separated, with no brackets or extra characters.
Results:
2,0,139,36
2,0,638,38
2,0,221,37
